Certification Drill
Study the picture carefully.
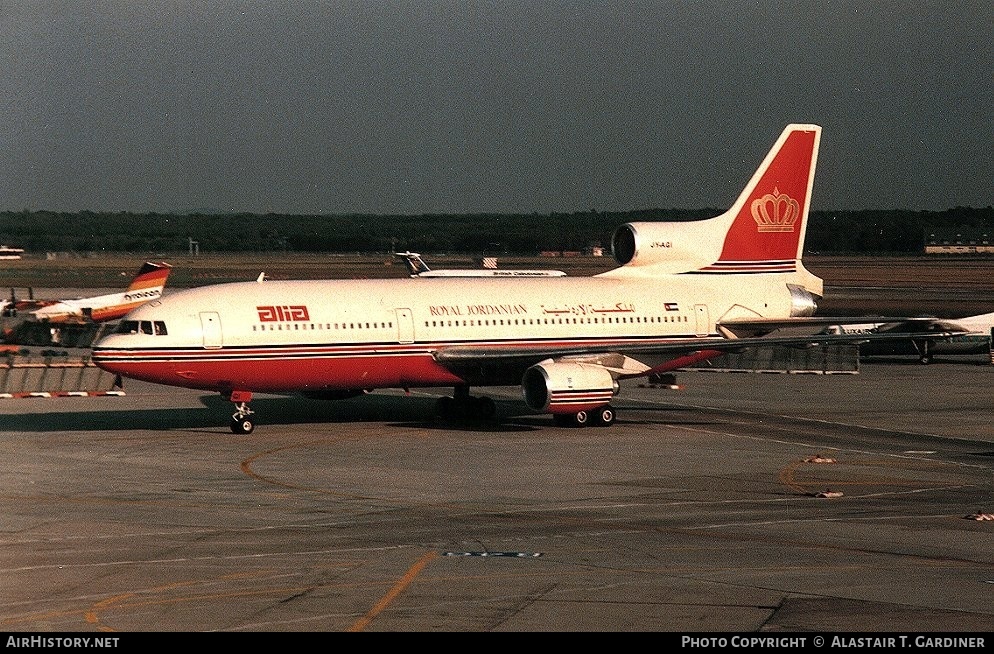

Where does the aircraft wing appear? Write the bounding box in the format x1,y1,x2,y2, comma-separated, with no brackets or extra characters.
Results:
715,315,956,338
433,329,966,381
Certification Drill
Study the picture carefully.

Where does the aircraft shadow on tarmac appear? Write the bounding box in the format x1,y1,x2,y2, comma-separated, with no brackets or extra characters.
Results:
0,389,714,434
0,392,545,433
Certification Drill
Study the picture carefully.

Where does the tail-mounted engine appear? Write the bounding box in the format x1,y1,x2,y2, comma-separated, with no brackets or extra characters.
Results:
522,361,619,414
611,221,729,273
788,283,818,317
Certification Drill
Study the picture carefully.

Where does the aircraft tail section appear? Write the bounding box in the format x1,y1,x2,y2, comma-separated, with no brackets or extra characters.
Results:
126,261,173,292
88,262,172,322
394,252,432,276
703,124,820,272
603,124,821,277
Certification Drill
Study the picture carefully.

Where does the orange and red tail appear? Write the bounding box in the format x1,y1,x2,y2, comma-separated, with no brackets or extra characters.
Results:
698,124,820,273
126,261,172,292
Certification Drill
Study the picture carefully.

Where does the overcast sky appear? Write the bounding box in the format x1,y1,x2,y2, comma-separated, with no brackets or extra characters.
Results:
0,1,990,215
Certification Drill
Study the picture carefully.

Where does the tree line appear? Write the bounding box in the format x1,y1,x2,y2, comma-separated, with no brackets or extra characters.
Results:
1,206,991,255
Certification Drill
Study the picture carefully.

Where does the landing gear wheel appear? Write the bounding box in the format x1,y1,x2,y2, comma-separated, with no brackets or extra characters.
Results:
435,391,497,422
231,416,255,434
553,410,600,427
230,400,255,434
594,405,615,426
435,396,454,419
919,354,933,365
475,396,497,419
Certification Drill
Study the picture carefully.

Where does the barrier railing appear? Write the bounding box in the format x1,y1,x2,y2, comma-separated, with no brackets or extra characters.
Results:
685,344,860,374
0,354,122,397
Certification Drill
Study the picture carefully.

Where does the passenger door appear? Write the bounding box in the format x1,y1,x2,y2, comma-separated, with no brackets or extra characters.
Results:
200,312,222,348
395,308,414,344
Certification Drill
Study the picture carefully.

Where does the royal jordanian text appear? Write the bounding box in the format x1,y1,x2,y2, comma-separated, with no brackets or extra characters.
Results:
429,303,527,316
6,636,120,648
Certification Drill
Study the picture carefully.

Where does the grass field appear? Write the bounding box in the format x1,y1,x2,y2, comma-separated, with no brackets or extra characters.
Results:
0,252,618,288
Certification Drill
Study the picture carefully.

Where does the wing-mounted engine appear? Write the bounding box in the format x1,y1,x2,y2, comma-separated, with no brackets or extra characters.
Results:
522,360,619,418
606,220,732,274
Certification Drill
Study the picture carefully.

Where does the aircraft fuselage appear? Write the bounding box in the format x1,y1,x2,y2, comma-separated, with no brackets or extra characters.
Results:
92,272,801,394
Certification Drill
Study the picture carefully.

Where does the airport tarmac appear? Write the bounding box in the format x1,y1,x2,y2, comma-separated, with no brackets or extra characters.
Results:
2,356,994,633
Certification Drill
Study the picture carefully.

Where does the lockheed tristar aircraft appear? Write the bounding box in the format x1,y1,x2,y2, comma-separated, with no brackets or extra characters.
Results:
92,124,948,433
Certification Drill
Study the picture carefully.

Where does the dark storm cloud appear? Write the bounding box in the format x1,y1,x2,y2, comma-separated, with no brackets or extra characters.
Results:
0,1,990,214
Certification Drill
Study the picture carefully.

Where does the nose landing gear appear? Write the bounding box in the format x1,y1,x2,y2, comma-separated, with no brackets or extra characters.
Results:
226,390,255,434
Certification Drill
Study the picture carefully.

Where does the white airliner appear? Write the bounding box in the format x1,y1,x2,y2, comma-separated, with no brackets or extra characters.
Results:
92,124,944,433
394,251,567,277
824,311,994,364
28,261,173,323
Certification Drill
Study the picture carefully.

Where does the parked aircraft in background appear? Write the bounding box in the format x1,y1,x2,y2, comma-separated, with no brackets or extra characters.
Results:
823,311,994,364
92,124,952,434
14,261,172,323
394,251,567,278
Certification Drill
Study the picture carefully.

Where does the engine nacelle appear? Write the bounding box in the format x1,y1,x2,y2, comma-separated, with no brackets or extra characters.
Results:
788,283,819,317
522,361,619,414
611,220,730,272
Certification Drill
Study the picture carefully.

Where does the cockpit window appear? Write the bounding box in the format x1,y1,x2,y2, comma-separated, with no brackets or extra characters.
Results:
115,320,167,335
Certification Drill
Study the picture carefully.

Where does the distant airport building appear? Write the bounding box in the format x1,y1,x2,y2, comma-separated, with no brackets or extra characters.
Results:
924,231,994,254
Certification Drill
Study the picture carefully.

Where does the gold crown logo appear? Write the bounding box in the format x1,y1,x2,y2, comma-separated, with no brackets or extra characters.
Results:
751,188,799,232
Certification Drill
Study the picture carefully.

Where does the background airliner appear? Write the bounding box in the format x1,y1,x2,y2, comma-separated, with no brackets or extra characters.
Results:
394,251,567,278
11,261,172,323
824,311,994,364
92,125,944,433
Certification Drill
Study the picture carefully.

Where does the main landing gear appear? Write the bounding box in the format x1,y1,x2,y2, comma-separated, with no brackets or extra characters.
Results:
553,405,616,428
227,390,255,434
434,385,497,422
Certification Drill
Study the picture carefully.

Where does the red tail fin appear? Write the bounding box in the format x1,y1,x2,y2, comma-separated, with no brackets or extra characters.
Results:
702,124,820,272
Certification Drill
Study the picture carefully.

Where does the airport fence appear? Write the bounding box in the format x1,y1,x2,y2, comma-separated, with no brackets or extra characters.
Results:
0,353,121,397
685,344,860,374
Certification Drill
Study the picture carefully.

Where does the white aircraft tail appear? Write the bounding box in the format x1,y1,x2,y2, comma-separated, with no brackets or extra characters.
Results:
394,251,432,276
